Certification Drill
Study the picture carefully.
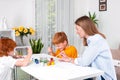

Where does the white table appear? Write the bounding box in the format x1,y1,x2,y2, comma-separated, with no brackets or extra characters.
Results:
21,54,104,80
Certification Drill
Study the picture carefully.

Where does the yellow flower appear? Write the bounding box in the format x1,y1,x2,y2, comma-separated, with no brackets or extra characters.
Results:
29,27,34,32
31,31,34,35
18,26,24,32
29,27,35,35
12,26,35,37
15,31,20,36
23,28,28,33
12,27,17,30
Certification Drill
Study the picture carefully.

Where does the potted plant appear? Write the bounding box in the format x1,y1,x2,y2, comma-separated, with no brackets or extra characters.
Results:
29,38,44,54
88,12,98,26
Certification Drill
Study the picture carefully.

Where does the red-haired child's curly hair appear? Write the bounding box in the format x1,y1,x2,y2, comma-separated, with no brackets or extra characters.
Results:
0,38,16,57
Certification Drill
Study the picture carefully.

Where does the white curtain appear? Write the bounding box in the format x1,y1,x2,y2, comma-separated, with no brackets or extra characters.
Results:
35,0,83,54
56,0,74,44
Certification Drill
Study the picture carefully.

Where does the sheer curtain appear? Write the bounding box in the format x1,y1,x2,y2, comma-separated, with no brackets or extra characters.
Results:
35,0,79,53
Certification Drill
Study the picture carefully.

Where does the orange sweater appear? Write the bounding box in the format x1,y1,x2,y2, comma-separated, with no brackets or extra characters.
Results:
52,45,78,58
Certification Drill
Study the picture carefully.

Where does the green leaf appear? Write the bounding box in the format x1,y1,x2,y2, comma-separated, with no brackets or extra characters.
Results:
88,12,98,26
29,38,44,53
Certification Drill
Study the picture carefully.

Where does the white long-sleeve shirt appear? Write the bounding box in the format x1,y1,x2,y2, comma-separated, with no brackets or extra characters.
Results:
0,56,17,80
75,34,117,80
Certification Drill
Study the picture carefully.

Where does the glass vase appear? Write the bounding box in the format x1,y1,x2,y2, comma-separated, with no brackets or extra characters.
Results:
20,36,25,46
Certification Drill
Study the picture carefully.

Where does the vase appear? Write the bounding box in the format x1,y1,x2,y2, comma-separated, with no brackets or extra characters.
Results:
20,36,25,46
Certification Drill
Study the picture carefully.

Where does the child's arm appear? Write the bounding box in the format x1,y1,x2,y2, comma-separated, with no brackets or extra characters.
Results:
48,47,53,55
15,47,32,67
12,55,24,59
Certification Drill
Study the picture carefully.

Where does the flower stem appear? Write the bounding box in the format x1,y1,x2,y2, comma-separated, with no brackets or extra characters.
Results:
20,36,24,46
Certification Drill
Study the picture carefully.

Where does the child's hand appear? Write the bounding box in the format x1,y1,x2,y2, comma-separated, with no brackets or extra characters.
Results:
12,55,24,59
48,47,53,55
58,51,69,61
27,47,32,55
60,51,67,58
58,56,70,62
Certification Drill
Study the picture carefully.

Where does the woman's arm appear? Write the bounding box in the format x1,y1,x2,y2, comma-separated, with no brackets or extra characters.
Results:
59,43,100,66
76,45,99,66
76,40,107,66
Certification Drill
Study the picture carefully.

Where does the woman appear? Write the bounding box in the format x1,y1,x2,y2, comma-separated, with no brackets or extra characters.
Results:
59,16,117,80
0,37,32,80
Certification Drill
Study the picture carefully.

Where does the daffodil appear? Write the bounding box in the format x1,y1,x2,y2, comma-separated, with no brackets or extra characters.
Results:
12,26,35,45
18,26,24,32
12,26,35,37
15,31,20,36
23,28,28,33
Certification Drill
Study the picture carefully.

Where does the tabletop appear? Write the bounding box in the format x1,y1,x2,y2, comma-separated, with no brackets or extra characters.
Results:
21,54,104,80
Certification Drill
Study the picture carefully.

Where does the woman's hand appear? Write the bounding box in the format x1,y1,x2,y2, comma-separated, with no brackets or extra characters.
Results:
58,51,75,63
59,51,70,62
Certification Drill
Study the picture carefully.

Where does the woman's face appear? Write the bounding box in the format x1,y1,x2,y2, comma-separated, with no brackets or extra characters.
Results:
75,25,86,38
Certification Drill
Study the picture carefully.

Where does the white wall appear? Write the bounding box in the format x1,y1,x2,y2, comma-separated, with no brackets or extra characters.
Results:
1,0,119,49
74,0,88,55
0,0,35,29
74,0,120,49
99,0,120,49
